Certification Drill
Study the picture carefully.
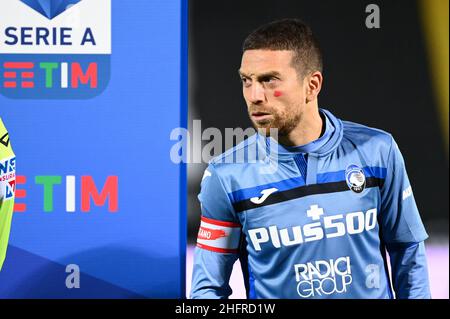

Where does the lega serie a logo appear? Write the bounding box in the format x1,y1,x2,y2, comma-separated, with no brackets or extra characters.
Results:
0,0,111,99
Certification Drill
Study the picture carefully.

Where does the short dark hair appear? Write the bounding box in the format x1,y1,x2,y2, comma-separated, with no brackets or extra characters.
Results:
242,19,323,77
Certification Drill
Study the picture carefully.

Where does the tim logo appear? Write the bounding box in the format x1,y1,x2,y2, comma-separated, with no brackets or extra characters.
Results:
0,0,111,99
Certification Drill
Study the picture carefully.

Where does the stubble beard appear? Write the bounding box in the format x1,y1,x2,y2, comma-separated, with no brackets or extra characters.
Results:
249,104,302,137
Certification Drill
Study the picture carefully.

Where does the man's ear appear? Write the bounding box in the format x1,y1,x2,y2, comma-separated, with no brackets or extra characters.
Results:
305,71,323,103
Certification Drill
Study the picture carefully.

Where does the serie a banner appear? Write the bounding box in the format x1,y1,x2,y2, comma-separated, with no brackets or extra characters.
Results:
0,0,187,298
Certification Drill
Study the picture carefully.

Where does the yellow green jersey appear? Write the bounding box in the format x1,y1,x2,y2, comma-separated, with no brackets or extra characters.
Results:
0,118,15,271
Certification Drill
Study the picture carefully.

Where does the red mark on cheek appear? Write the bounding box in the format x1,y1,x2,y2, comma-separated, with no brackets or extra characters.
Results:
274,91,282,97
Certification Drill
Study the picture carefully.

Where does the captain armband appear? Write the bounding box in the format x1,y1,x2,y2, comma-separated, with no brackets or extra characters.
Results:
196,216,241,254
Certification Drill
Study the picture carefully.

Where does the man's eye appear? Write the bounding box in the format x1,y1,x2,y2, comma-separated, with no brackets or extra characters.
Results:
241,78,251,86
262,77,276,83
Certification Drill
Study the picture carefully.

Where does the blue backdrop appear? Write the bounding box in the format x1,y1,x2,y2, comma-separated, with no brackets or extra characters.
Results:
0,0,187,298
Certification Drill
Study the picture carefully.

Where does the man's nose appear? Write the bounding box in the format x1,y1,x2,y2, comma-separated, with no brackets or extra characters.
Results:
249,82,266,104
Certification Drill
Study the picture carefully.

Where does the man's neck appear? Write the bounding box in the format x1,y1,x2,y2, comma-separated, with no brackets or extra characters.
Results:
278,105,324,147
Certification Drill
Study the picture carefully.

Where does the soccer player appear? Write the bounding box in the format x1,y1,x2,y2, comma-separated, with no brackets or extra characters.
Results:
0,118,16,271
190,19,431,299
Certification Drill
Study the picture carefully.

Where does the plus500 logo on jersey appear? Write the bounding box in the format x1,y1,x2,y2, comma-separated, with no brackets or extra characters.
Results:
295,256,352,298
0,0,111,99
248,205,378,251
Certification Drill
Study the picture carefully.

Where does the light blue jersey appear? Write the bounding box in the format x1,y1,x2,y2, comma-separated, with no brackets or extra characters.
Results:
191,109,431,299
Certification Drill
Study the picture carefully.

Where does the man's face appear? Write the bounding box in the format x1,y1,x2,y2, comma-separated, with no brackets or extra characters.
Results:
239,50,306,136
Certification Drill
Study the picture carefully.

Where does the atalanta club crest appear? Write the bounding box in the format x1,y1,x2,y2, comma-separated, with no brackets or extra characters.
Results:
345,164,366,193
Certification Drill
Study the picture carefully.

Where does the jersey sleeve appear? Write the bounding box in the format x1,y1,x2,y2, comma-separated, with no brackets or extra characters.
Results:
379,137,431,298
190,164,242,299
379,137,428,244
0,118,16,271
387,242,431,298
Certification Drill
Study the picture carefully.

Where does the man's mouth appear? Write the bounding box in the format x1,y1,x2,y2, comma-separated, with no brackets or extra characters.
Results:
251,112,272,121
